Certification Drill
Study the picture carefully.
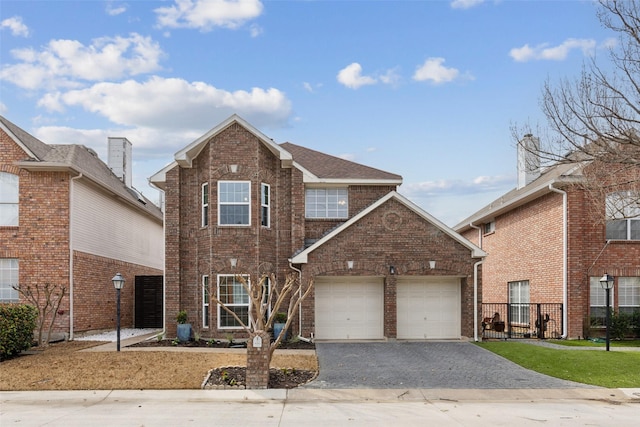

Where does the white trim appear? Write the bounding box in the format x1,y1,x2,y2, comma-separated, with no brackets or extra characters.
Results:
203,275,210,329
216,274,250,330
217,181,251,227
261,183,270,228
174,114,292,168
291,191,486,264
201,182,209,228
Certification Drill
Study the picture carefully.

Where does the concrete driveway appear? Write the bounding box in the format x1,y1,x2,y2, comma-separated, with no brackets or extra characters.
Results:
304,341,596,389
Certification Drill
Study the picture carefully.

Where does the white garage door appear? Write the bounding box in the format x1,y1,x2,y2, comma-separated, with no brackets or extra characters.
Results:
397,277,460,339
314,277,384,340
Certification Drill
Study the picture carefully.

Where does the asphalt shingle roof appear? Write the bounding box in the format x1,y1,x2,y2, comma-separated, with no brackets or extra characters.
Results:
280,142,402,181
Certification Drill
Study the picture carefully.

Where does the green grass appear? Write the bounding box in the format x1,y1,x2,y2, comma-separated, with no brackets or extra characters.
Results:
547,339,640,348
476,341,640,388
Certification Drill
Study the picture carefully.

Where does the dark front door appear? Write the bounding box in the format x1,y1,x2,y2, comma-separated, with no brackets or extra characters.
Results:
135,276,163,328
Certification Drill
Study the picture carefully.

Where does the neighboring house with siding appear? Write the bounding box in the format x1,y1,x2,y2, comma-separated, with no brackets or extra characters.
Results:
0,115,164,340
454,136,640,339
151,115,486,342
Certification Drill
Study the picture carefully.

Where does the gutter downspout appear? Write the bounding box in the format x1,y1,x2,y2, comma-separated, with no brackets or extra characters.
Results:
69,173,83,340
473,260,484,342
468,223,483,342
288,261,310,341
549,184,568,339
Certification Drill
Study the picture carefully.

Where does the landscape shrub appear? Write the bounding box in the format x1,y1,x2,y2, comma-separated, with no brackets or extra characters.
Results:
0,304,38,361
609,310,631,340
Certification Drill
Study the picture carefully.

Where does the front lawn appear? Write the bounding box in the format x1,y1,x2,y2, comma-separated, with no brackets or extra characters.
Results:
476,341,640,388
548,339,640,348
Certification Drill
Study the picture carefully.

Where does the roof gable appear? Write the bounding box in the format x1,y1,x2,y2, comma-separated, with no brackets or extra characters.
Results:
174,114,292,168
290,191,485,263
0,114,52,160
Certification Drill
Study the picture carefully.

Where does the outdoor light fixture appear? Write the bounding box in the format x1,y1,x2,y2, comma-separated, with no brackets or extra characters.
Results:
389,265,396,275
347,260,354,270
599,273,614,352
111,273,125,352
230,258,238,268
429,260,436,270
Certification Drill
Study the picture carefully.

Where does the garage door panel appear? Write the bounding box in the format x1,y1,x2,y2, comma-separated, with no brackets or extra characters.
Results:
397,277,460,340
315,278,384,340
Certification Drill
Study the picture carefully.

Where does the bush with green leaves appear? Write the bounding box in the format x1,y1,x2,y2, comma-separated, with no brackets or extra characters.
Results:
0,304,38,361
609,310,632,340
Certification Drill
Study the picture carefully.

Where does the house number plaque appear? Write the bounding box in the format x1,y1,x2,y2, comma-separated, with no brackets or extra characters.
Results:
252,335,263,348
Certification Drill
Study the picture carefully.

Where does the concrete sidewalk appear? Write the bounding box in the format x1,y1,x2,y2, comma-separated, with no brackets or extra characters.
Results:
2,388,639,427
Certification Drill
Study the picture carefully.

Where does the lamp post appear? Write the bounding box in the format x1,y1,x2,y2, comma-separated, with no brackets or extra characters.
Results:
112,273,126,352
599,273,614,352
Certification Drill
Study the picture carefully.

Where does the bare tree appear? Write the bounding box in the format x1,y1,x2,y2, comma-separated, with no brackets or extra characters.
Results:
209,272,313,386
13,283,67,347
513,0,640,223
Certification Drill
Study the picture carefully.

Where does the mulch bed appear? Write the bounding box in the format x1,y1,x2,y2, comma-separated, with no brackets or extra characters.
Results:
203,366,317,389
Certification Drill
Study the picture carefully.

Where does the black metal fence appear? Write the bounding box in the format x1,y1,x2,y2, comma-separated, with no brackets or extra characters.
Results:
481,303,563,340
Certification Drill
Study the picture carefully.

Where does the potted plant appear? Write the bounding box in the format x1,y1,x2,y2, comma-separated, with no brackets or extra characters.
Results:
273,312,288,341
176,310,191,342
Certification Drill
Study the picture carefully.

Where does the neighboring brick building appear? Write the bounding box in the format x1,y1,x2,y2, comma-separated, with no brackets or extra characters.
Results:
455,136,640,339
0,115,164,340
150,115,485,341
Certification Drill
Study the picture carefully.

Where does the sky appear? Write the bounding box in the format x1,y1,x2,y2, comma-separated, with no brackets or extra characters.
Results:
0,0,617,226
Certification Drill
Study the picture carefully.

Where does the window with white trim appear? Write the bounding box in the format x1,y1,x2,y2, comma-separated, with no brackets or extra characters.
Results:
590,276,613,326
218,181,250,226
201,183,209,227
217,275,249,329
619,277,640,316
605,191,640,240
0,258,19,302
261,183,270,227
0,172,18,226
305,187,348,219
203,275,210,328
508,280,530,325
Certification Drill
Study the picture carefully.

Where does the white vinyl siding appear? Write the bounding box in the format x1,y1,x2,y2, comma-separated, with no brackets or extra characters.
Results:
71,180,163,270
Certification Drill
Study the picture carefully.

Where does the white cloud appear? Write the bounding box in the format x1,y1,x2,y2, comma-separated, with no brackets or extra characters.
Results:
1,16,29,37
413,57,460,84
337,63,377,89
249,23,263,37
39,76,292,130
509,38,596,62
451,0,485,10
155,0,264,31
106,2,128,16
0,33,164,90
402,175,513,197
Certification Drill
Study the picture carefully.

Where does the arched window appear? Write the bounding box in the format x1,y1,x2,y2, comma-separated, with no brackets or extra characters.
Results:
0,172,18,226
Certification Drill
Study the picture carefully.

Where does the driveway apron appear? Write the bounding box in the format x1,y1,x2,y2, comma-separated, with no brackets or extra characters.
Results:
304,342,596,389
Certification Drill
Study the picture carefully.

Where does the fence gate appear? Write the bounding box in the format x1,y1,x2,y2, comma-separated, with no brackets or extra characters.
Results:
135,275,163,328
481,303,563,339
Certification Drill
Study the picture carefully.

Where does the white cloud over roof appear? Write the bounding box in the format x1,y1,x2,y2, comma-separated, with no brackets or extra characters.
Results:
1,16,29,37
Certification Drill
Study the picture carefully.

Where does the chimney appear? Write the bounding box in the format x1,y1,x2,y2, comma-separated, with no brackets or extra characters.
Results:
517,134,540,189
108,137,132,188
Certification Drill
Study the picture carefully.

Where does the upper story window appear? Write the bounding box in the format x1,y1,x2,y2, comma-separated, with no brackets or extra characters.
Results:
483,221,495,234
261,183,270,227
218,181,250,226
201,183,209,227
605,191,640,240
0,172,19,226
305,187,348,219
0,258,19,302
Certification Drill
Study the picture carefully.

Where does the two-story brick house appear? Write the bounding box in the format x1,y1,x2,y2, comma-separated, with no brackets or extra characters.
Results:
151,115,486,341
455,136,640,339
0,115,164,340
